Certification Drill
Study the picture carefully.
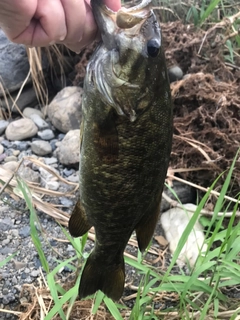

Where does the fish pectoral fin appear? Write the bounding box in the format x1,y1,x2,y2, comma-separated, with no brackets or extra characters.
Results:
68,199,92,237
79,251,125,301
135,203,161,252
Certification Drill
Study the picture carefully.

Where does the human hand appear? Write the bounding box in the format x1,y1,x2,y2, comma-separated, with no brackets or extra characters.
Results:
0,0,121,52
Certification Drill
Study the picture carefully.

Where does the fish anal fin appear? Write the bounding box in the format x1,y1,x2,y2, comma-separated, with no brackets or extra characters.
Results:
135,203,161,252
79,251,125,301
68,199,92,237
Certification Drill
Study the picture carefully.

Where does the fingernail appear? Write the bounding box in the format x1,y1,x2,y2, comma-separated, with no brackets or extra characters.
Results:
49,40,55,45
59,35,66,41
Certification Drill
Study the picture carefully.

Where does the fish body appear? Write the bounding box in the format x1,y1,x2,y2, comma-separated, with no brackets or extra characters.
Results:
69,0,173,300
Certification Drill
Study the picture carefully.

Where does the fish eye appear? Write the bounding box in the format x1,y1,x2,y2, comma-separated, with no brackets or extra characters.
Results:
147,39,160,58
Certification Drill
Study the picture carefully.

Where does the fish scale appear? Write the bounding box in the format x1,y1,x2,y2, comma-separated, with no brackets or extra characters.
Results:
68,0,173,300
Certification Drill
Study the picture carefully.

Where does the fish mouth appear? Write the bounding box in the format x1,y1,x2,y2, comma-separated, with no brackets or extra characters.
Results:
91,0,152,48
116,0,152,29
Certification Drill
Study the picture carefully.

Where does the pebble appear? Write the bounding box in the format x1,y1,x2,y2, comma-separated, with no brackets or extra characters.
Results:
4,155,18,162
11,141,30,151
49,139,58,151
60,197,73,207
30,270,39,278
0,144,4,154
63,168,74,177
18,226,30,238
5,118,38,141
46,181,60,191
168,65,184,83
18,166,40,183
2,161,19,172
1,140,12,148
47,86,82,133
66,172,79,183
56,129,80,166
23,107,44,119
31,140,52,156
44,157,58,166
0,153,6,162
37,129,55,140
29,114,49,130
0,120,9,135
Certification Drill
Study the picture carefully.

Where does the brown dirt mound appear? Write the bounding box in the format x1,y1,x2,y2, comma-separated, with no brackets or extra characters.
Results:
162,21,240,198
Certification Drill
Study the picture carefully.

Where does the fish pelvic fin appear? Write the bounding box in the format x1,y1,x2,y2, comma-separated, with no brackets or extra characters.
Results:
79,251,125,301
68,199,92,237
135,203,161,252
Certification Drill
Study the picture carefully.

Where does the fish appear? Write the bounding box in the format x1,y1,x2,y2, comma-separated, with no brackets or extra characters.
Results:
68,0,173,301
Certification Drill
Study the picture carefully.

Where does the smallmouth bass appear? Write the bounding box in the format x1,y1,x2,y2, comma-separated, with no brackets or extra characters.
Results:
69,0,173,300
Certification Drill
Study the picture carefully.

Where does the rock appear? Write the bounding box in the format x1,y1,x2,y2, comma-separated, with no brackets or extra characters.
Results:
56,130,80,166
63,168,74,177
2,161,19,172
18,166,40,183
29,114,49,130
160,180,196,213
168,65,184,83
46,181,60,191
47,87,82,133
4,155,18,162
12,149,20,156
0,144,4,154
31,140,52,156
0,30,30,91
160,203,207,268
1,140,12,148
44,157,58,166
23,107,44,119
60,197,73,207
18,226,30,238
1,85,38,112
66,172,79,183
11,141,30,151
0,120,9,135
0,153,6,162
37,129,55,140
5,118,38,141
49,139,58,151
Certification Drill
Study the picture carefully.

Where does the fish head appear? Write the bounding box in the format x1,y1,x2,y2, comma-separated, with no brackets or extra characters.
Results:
90,0,169,121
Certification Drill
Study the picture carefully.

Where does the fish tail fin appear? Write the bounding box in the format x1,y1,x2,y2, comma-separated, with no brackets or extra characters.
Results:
79,251,125,301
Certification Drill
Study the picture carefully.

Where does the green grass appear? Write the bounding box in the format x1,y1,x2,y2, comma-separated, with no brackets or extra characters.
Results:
12,150,240,320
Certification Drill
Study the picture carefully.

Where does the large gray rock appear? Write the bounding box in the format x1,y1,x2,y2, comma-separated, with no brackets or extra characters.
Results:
5,118,38,141
56,130,80,166
47,87,82,133
0,30,30,92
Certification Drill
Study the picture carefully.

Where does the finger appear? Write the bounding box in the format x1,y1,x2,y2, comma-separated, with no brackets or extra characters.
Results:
103,0,121,11
10,0,67,46
61,1,98,53
60,0,86,44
